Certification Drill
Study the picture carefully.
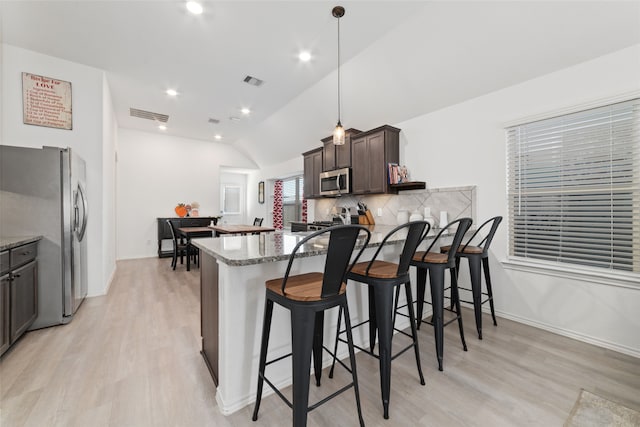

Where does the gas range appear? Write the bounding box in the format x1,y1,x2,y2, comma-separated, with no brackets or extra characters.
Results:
307,221,337,231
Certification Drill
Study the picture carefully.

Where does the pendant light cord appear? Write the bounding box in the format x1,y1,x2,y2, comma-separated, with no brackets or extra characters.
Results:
337,15,341,123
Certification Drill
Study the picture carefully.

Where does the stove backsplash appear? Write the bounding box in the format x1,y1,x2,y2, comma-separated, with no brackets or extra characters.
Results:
312,186,476,227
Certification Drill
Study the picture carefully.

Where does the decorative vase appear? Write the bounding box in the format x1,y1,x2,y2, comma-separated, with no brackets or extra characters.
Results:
423,207,435,228
439,211,448,228
409,210,423,222
396,209,409,224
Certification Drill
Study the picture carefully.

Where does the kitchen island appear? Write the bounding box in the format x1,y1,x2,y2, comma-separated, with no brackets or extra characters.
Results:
193,226,448,415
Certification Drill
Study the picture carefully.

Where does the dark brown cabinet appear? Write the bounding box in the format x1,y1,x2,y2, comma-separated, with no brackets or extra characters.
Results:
303,147,323,199
10,260,37,344
1,241,38,357
0,273,9,355
321,128,361,171
351,125,400,195
157,216,219,258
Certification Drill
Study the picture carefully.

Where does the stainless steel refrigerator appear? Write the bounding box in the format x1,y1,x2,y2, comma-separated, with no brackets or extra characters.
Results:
0,145,88,329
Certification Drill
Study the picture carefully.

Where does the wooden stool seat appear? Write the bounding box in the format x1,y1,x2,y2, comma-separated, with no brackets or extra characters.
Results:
350,260,401,279
440,244,483,254
266,272,346,302
413,251,448,264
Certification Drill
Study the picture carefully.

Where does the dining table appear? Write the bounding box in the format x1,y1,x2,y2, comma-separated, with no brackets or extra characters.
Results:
208,224,276,237
177,224,276,271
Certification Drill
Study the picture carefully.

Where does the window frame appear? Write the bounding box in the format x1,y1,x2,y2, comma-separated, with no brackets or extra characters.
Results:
504,94,640,281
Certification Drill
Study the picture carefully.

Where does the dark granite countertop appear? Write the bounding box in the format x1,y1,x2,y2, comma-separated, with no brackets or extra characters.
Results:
0,236,42,251
194,225,456,267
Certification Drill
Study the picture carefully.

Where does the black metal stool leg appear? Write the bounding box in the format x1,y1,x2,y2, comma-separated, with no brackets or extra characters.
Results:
368,287,377,351
313,311,324,386
252,298,274,421
428,266,445,371
450,269,467,351
404,282,425,385
373,284,395,419
482,257,498,326
415,267,427,330
468,255,484,339
342,302,365,427
290,306,316,427
450,257,461,310
328,305,343,379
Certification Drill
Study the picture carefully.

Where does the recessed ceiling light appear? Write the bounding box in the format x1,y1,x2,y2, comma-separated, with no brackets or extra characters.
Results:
298,51,312,62
229,116,241,122
186,1,203,15
166,89,178,97
214,134,222,140
241,108,251,115
158,125,167,131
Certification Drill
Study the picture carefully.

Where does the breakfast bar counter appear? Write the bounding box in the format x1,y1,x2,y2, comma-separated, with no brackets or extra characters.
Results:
193,226,449,415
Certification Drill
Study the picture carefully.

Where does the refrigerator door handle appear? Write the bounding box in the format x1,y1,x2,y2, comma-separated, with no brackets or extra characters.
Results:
74,183,88,241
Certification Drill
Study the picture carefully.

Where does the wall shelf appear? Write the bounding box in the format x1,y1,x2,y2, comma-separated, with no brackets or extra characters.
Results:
390,181,426,191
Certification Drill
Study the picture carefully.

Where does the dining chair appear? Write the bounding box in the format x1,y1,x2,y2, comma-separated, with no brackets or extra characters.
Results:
252,225,370,427
166,219,197,270
440,216,502,339
409,217,473,371
253,217,264,226
329,220,429,420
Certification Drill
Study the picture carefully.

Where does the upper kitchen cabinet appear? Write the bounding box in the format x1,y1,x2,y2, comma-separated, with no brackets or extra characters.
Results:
321,128,362,171
351,125,400,195
302,147,323,199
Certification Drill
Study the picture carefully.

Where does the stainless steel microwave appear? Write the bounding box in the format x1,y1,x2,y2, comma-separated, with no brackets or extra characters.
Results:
319,167,351,196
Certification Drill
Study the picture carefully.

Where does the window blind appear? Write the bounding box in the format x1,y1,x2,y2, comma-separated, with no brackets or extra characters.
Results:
281,176,305,226
506,98,640,273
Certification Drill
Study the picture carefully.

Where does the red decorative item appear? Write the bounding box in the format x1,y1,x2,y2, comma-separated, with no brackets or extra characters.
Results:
302,198,308,223
273,180,283,229
175,204,187,217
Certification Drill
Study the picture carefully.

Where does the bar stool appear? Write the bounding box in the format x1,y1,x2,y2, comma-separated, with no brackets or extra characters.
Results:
410,217,473,371
252,225,371,427
440,216,502,339
329,221,429,420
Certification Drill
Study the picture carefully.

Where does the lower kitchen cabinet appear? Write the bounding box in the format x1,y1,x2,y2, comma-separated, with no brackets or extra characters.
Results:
10,260,37,344
0,273,10,355
0,241,38,357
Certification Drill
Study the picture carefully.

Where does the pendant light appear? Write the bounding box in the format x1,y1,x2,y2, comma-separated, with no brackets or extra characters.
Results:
332,6,345,145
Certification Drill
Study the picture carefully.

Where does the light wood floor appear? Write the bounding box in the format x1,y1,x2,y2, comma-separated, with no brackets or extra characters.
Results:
1,257,639,426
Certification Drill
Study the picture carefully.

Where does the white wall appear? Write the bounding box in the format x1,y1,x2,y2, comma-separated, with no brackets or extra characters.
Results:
102,74,118,293
397,45,640,356
219,171,248,224
1,43,116,297
246,156,304,227
116,128,257,259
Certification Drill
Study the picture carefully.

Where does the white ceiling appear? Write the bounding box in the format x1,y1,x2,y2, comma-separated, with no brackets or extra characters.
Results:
2,1,639,167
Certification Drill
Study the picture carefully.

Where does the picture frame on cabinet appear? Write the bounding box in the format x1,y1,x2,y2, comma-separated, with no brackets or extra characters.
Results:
258,181,265,204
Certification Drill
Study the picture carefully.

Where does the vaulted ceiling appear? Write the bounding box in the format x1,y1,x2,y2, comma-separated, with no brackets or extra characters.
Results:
2,1,639,167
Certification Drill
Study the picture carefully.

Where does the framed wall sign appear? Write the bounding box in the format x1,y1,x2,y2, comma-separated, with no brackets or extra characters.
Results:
22,72,73,130
258,181,265,204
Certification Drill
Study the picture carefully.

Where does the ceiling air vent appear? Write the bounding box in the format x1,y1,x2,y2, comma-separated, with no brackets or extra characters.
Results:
243,75,264,87
129,108,169,123
208,118,220,124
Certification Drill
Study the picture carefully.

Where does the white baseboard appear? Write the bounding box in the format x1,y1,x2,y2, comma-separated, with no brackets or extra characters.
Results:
495,309,640,359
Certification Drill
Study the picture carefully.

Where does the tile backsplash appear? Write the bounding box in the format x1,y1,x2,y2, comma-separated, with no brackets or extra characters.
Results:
313,186,476,227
